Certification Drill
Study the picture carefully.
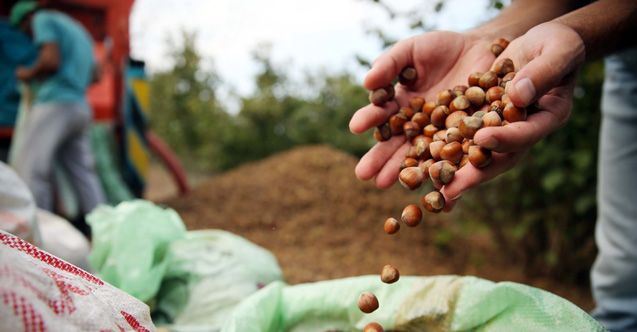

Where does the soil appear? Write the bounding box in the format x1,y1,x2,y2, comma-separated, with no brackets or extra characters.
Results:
161,145,594,311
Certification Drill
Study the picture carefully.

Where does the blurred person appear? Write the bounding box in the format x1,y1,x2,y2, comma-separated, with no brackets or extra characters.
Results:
349,0,637,330
0,16,36,161
9,1,104,235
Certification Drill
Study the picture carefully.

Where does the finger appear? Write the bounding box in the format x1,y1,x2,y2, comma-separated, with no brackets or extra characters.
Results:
441,152,523,201
505,31,584,107
375,142,411,189
355,136,406,181
349,100,400,134
473,109,565,153
364,38,415,90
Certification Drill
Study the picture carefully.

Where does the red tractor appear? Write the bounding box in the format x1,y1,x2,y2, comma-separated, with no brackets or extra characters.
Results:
0,0,188,214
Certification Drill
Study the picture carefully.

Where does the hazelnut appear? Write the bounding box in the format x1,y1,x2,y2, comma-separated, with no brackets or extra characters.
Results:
414,138,432,159
431,105,450,128
429,140,445,160
490,37,510,56
399,106,416,119
472,110,486,119
462,139,473,153
423,124,438,137
400,157,419,170
399,66,418,85
405,145,418,159
399,167,424,190
422,191,445,213
436,89,454,106
479,71,499,89
389,113,408,135
445,127,463,143
459,154,469,168
419,159,435,179
373,123,392,142
445,110,468,129
503,103,527,122
380,264,400,283
401,204,422,227
459,116,483,139
493,58,514,77
468,72,482,87
482,111,502,127
489,100,504,117
429,160,456,186
468,145,492,168
433,129,447,142
501,94,512,105
383,217,400,235
423,101,437,115
411,112,430,128
403,121,421,140
486,86,505,103
500,71,516,88
440,141,463,164
451,95,471,111
465,86,486,107
364,322,385,332
453,85,468,97
369,88,389,106
358,292,379,314
409,96,426,111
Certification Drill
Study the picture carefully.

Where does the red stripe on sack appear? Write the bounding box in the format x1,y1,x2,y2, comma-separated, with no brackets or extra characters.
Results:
120,311,150,332
1,290,46,332
0,233,103,285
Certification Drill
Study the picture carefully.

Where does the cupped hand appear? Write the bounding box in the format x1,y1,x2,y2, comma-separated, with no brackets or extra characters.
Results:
442,21,585,208
350,31,496,189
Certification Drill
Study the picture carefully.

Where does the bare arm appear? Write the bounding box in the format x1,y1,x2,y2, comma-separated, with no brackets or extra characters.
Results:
470,0,584,40
15,43,60,81
555,0,637,59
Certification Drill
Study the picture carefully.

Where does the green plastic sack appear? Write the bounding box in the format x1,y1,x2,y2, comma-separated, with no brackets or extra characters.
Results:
87,200,187,302
222,275,604,332
154,230,283,329
90,124,134,204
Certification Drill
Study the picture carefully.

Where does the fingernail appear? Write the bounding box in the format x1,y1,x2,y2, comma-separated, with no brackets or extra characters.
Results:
478,136,499,150
514,78,536,106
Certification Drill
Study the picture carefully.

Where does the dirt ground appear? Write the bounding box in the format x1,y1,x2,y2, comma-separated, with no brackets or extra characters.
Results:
150,145,594,311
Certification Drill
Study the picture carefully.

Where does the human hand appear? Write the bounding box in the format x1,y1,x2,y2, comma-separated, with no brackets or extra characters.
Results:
15,67,32,82
442,21,585,209
350,31,497,189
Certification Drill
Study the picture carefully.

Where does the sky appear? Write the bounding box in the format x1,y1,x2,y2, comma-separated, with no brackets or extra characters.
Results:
130,0,500,100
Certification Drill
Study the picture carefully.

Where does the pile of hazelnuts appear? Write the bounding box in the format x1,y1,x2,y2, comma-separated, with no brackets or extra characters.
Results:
357,38,522,332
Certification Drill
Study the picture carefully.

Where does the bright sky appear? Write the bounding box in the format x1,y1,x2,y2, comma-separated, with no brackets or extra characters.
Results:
130,0,501,98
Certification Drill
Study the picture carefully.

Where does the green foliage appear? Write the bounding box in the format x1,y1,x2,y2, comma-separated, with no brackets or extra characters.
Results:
149,34,370,172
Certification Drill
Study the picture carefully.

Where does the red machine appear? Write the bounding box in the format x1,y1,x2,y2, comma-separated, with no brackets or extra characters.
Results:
0,0,189,198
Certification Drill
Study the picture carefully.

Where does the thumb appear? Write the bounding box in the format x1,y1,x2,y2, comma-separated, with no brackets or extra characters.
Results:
504,26,584,107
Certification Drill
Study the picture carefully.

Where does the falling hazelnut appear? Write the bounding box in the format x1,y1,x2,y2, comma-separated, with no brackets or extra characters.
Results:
401,204,422,227
422,191,445,213
364,322,385,332
384,217,400,235
381,264,400,283
358,292,379,314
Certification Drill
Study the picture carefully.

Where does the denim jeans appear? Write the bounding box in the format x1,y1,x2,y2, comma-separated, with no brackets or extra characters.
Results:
592,47,637,332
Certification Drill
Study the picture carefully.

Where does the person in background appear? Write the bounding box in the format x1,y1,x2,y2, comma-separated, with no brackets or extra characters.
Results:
350,0,637,330
9,1,104,236
0,17,36,161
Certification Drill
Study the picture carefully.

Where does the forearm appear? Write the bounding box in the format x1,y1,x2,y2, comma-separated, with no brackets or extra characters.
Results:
22,43,59,80
470,0,583,40
554,0,637,59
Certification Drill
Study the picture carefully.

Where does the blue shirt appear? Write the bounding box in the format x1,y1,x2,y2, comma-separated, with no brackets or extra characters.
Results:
31,10,95,104
0,20,36,126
